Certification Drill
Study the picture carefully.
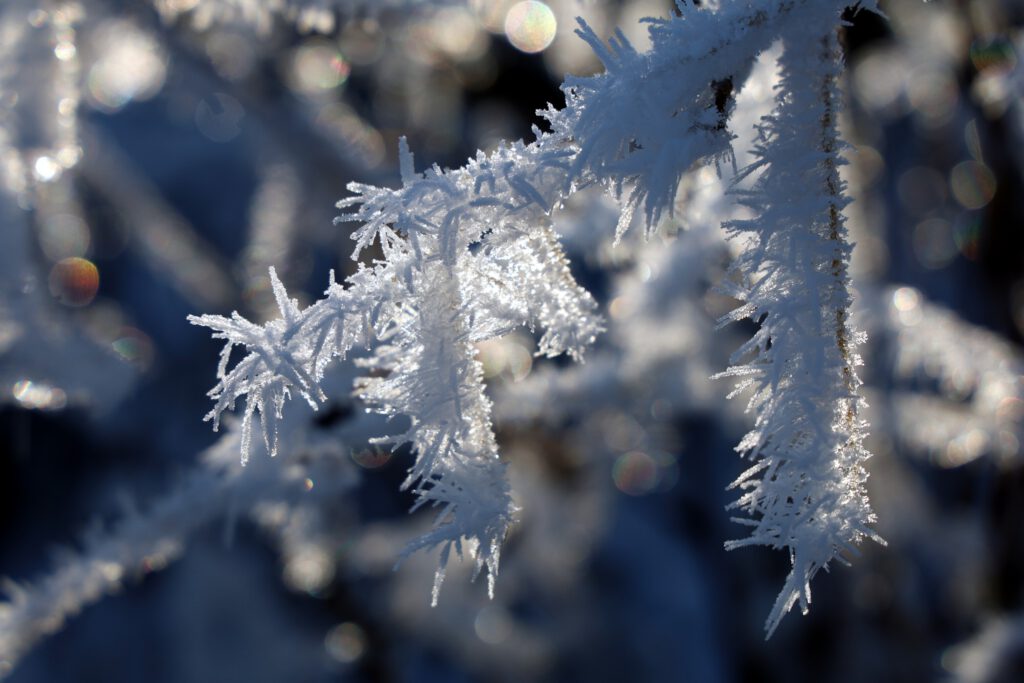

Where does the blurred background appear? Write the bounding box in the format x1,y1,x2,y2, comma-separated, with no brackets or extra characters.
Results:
1,0,1023,681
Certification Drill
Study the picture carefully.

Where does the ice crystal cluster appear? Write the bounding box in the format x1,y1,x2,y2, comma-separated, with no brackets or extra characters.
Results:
193,0,883,633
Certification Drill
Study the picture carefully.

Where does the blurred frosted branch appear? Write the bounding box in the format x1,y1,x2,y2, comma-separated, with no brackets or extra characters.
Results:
0,2,137,409
0,367,376,674
860,286,1024,467
944,615,1024,683
79,127,235,310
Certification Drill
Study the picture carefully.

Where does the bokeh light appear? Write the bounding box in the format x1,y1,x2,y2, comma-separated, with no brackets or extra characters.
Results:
997,396,1024,423
324,622,366,663
55,145,82,169
351,448,391,469
287,41,350,94
477,335,533,381
27,8,48,28
422,8,488,63
54,40,76,62
140,553,170,575
612,451,660,496
852,48,908,117
282,547,334,595
949,160,996,210
11,380,67,410
907,67,958,129
504,1,556,54
848,145,885,186
292,5,335,34
48,257,99,307
33,155,61,183
939,429,989,468
111,327,155,370
892,287,923,326
474,606,512,644
87,20,167,112
969,38,1017,75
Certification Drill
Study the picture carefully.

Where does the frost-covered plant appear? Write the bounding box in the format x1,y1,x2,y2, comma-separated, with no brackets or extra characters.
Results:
713,13,883,634
859,286,1024,468
0,362,375,670
0,0,135,410
193,0,883,633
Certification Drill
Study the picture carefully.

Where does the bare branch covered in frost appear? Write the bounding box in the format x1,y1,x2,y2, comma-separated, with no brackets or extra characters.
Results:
0,389,366,671
716,13,882,637
193,136,602,597
193,0,883,629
